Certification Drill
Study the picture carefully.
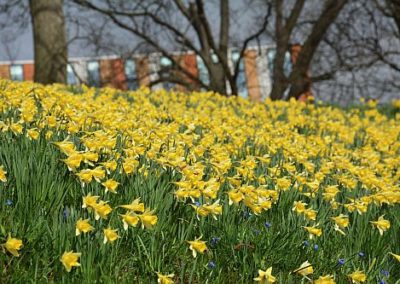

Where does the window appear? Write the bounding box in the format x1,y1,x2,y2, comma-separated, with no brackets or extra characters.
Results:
196,56,210,87
231,50,248,99
267,48,292,80
10,65,23,81
67,64,77,85
124,59,139,90
159,56,174,90
267,49,276,80
283,51,292,77
87,61,100,87
148,54,161,90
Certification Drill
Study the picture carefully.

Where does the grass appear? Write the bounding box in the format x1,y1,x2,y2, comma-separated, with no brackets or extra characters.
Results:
0,79,399,283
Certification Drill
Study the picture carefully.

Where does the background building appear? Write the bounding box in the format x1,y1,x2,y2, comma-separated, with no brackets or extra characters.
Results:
0,45,292,101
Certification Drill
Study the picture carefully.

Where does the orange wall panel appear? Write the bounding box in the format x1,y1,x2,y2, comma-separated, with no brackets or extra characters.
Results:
100,59,113,87
183,54,199,90
0,64,10,79
112,59,127,90
136,56,150,87
244,50,261,101
23,64,34,81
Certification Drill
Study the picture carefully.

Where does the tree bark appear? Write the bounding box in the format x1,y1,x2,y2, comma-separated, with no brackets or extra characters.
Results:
288,0,348,99
29,0,67,84
270,0,305,100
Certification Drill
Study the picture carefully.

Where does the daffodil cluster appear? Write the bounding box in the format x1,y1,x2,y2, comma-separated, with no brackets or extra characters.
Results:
0,79,399,281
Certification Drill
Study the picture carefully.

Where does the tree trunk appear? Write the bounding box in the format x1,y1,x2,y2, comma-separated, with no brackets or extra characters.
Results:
287,0,347,99
208,63,227,95
29,0,67,84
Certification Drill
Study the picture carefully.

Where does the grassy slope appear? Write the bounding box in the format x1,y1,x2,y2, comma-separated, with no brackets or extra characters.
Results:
0,82,399,283
1,132,399,283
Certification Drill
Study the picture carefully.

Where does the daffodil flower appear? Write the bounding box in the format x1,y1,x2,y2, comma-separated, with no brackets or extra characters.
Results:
303,225,322,239
102,179,120,193
156,272,174,284
120,213,140,230
389,252,400,262
348,270,366,283
253,267,276,283
0,165,7,182
314,275,335,284
75,218,94,236
118,198,145,213
3,234,23,257
60,251,81,272
331,214,349,235
294,260,314,279
82,193,100,210
103,228,119,244
187,236,207,258
138,209,158,229
370,215,390,235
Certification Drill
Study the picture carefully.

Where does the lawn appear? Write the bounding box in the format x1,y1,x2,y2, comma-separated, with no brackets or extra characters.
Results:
0,80,399,283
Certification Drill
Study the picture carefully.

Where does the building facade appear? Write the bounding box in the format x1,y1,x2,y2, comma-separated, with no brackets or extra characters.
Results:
0,45,293,101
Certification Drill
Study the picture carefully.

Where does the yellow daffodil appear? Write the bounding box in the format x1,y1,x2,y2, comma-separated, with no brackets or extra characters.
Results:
119,198,145,212
187,236,207,258
10,122,23,135
227,190,244,205
139,209,158,229
53,140,76,156
3,234,23,257
304,208,317,221
314,275,335,284
156,272,174,284
303,225,322,239
120,213,140,230
370,215,390,235
82,193,100,210
102,179,120,193
103,228,119,244
90,166,105,182
389,252,400,262
64,153,83,171
82,152,99,165
27,128,40,140
253,267,276,283
348,270,366,283
75,218,94,236
294,260,313,277
331,214,349,235
76,169,93,185
0,165,7,182
292,201,307,214
60,251,81,272
93,201,113,220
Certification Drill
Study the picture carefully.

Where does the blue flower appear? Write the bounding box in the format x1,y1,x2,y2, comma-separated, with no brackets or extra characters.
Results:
208,261,216,269
264,222,272,229
194,201,201,207
313,244,319,251
303,240,309,247
5,199,13,206
337,258,345,265
379,280,386,284
380,269,389,277
358,252,365,258
63,208,70,219
210,237,220,246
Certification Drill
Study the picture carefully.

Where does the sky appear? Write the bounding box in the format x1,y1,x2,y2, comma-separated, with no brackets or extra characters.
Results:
0,0,265,62
0,0,398,103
